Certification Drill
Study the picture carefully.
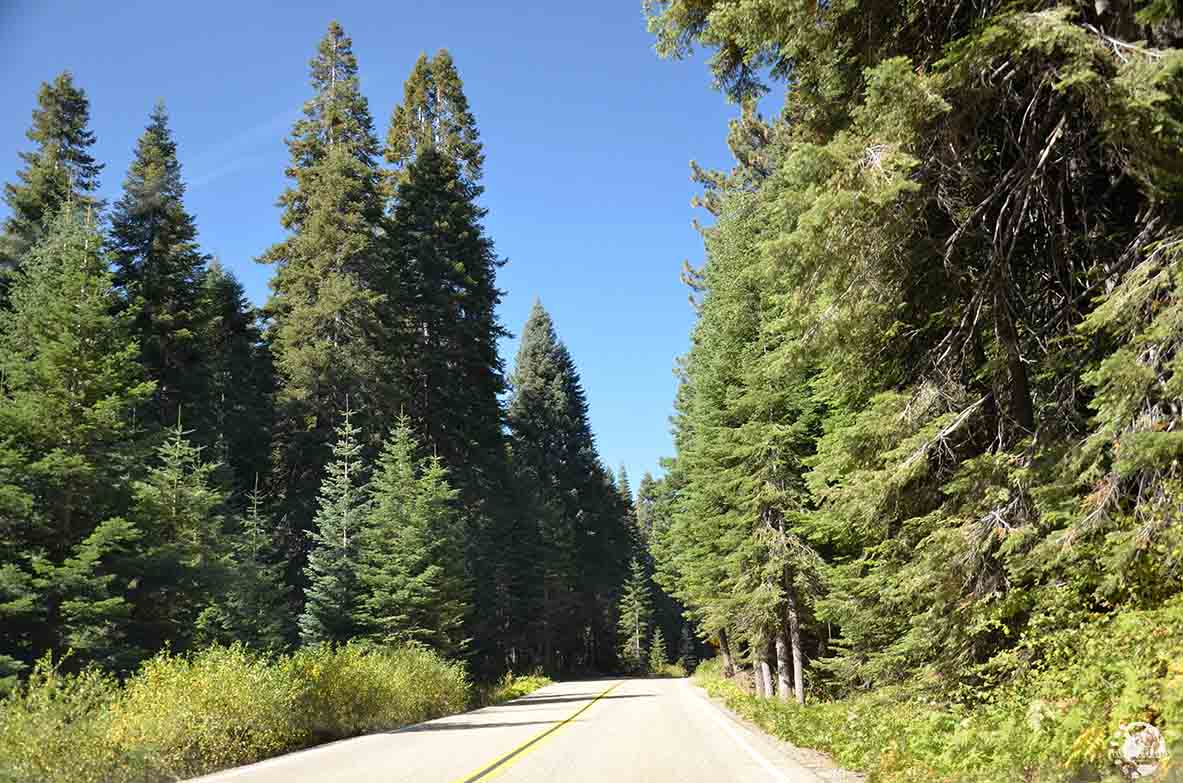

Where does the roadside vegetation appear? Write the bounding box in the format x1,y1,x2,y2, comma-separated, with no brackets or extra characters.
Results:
695,598,1183,782
0,644,549,783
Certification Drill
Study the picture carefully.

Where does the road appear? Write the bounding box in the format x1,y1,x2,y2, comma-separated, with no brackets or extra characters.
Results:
193,677,825,783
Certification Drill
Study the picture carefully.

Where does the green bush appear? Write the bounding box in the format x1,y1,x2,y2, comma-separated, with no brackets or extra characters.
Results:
108,645,306,781
0,643,473,783
694,599,1183,782
474,671,553,707
283,643,469,740
0,659,136,783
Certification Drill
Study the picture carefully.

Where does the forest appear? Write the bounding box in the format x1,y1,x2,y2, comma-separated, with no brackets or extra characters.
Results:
3,0,1183,780
0,21,678,691
642,0,1183,779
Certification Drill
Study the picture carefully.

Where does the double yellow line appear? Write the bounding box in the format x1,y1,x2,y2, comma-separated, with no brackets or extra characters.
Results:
449,681,622,783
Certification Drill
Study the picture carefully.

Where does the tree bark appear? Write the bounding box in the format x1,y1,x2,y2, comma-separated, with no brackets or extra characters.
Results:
993,265,1034,434
756,634,774,698
785,583,805,705
774,625,792,701
718,627,737,677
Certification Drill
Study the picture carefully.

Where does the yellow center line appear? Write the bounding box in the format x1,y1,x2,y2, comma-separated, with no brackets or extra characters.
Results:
448,681,623,783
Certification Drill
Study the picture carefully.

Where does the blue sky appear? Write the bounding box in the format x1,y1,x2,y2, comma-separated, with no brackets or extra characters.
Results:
0,0,743,486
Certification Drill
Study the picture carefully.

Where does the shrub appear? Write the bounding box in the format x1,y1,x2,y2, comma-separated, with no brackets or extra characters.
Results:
283,643,468,740
0,658,136,783
474,671,553,707
107,644,306,781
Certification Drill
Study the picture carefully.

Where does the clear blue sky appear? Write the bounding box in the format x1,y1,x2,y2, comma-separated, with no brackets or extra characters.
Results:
0,0,741,486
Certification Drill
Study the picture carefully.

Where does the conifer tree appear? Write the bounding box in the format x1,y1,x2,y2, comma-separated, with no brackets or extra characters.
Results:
109,102,209,429
261,21,389,547
125,421,229,659
1,72,103,287
0,207,152,676
384,50,484,188
357,418,469,657
298,410,368,646
197,261,275,492
509,302,631,670
617,557,652,673
648,626,669,672
198,481,290,651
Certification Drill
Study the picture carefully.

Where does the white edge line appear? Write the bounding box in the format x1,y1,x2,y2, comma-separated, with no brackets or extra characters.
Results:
686,680,790,783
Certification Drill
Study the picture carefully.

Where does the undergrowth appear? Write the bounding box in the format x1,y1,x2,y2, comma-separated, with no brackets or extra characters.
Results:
695,599,1183,782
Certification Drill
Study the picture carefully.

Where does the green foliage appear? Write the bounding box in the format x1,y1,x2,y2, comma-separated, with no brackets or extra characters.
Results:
357,418,470,657
472,671,553,708
617,557,652,673
1,72,102,274
109,101,208,430
648,626,669,672
696,598,1183,782
282,643,468,741
298,411,368,646
0,643,472,783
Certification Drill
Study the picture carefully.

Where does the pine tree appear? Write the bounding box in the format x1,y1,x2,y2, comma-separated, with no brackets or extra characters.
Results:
0,206,152,676
1,72,103,289
677,624,697,672
617,557,652,673
648,626,669,673
298,410,368,646
125,421,230,659
357,417,469,657
261,21,389,553
109,101,209,430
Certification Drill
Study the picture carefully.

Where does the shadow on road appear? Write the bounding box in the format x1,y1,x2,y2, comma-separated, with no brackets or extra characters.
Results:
394,720,566,733
504,694,655,706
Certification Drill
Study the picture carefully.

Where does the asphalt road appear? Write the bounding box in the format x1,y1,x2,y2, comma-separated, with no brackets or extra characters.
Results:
192,677,823,783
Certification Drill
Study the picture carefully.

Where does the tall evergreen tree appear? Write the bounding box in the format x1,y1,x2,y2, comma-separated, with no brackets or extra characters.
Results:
261,21,389,553
298,411,368,646
357,418,469,657
109,102,209,430
1,72,103,289
508,302,631,671
0,207,152,678
617,557,652,673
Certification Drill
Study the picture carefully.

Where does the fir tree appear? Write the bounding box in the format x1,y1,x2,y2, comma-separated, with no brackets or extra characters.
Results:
1,72,103,288
357,418,469,657
648,626,669,673
0,207,152,676
261,21,389,554
197,480,290,651
196,260,274,493
125,421,231,659
298,410,369,646
109,101,209,430
508,302,631,671
617,557,652,673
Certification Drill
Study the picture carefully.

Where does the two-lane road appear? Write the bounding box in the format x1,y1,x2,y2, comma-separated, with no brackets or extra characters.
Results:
194,678,823,783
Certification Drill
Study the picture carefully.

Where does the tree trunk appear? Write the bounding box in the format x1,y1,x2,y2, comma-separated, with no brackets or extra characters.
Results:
785,583,805,705
752,637,766,697
718,627,736,678
774,624,792,701
755,633,774,698
992,265,1034,434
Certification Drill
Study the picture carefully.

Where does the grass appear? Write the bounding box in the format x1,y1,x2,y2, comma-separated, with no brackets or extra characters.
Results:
694,599,1183,782
0,643,549,783
473,671,554,708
